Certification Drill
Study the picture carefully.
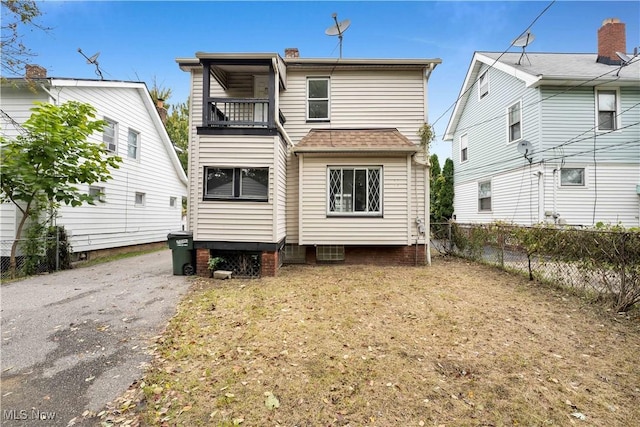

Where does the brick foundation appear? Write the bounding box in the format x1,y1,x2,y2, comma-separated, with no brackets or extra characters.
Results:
343,245,427,266
261,251,278,277
196,248,210,277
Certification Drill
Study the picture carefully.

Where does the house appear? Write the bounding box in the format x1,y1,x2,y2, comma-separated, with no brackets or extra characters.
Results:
0,67,188,262
177,49,441,277
444,18,640,227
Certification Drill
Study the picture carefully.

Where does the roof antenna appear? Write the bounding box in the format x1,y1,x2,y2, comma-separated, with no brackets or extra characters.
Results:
78,48,104,80
615,48,637,76
516,140,534,164
325,13,351,59
512,31,535,65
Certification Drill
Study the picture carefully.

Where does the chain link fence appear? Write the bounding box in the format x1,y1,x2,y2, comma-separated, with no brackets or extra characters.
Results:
430,222,640,312
1,235,65,279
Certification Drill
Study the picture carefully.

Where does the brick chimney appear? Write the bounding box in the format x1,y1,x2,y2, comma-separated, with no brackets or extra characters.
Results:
284,48,299,58
597,18,626,65
156,98,167,124
25,64,47,79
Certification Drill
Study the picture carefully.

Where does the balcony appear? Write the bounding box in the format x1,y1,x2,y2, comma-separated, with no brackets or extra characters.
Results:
206,97,269,127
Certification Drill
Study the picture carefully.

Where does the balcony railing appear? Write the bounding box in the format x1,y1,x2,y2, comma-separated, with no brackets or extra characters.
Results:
205,97,270,127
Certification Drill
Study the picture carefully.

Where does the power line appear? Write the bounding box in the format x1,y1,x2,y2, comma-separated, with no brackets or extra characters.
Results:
431,0,556,129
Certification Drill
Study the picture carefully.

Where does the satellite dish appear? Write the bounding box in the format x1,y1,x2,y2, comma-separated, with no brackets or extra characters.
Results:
86,52,100,65
512,32,535,47
516,140,534,164
513,31,535,66
616,51,631,64
325,13,351,58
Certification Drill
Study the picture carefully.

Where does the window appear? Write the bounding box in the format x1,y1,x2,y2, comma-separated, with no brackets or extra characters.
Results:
560,168,585,187
596,89,618,131
103,119,117,152
328,167,381,215
170,197,177,207
316,245,345,262
460,134,468,162
507,101,522,143
307,77,330,121
127,129,140,159
89,186,105,202
204,167,269,201
135,192,145,206
478,181,491,212
478,70,489,99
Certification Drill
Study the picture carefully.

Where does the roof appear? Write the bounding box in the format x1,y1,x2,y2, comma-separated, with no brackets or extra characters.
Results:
444,51,640,140
294,128,418,153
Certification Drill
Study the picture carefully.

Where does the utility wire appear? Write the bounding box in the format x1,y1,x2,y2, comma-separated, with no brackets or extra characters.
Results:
431,0,556,129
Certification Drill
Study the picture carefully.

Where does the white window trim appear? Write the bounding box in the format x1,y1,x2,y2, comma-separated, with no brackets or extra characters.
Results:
326,166,383,217
478,70,489,100
506,100,523,144
170,196,177,207
134,192,146,207
558,166,589,189
595,87,621,132
89,186,106,202
103,118,118,153
127,128,140,160
306,76,331,121
478,180,492,213
460,133,469,163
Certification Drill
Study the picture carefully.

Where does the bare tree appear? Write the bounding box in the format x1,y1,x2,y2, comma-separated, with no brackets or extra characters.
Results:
1,0,49,76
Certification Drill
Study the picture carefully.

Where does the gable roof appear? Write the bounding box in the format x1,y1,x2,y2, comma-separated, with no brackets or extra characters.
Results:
444,51,640,140
294,128,418,154
7,78,189,186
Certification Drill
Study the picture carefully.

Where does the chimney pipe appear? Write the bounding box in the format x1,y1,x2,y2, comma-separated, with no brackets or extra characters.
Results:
284,48,299,58
597,18,626,65
156,98,167,124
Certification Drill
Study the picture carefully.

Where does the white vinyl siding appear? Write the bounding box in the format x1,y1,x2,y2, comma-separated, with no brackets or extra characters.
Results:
194,134,279,243
280,70,426,146
298,155,414,245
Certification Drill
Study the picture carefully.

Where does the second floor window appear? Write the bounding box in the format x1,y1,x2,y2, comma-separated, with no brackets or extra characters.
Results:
128,129,140,159
460,133,468,162
507,101,522,143
205,167,269,201
307,77,330,121
597,89,617,131
478,70,489,99
103,119,117,152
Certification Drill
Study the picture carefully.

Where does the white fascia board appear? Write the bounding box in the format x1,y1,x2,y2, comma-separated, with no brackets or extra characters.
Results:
474,53,540,87
443,54,478,141
50,79,146,90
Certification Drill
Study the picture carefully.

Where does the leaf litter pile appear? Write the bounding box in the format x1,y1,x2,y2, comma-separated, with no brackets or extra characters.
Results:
100,257,639,426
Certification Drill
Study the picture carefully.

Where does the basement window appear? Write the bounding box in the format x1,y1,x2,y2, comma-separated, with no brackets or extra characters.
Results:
316,245,345,262
560,168,585,187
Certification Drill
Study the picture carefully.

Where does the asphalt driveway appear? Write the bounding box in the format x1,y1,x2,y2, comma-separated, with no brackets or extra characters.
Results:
1,249,190,426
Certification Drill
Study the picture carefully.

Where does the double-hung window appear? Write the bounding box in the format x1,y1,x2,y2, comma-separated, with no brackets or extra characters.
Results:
560,168,585,187
507,101,522,143
478,181,492,212
478,70,489,99
103,118,117,152
328,167,381,216
460,133,468,162
596,89,618,131
127,129,140,159
204,167,269,201
307,77,330,121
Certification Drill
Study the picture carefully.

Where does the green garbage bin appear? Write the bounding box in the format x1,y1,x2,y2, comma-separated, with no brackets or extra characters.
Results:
167,231,194,275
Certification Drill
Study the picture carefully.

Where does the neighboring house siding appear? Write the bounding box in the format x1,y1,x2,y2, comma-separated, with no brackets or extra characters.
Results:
276,137,288,242
0,82,188,254
195,134,278,242
452,65,540,186
280,70,425,145
298,155,412,245
543,163,640,227
540,86,640,162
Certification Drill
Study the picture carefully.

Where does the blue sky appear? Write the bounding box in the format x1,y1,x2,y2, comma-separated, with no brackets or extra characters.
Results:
8,0,640,160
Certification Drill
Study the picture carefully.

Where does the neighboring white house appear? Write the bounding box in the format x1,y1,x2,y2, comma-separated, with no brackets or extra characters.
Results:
1,68,188,261
177,49,441,276
444,18,640,228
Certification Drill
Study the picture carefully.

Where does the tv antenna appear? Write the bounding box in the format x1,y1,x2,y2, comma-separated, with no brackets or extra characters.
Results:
512,31,535,65
516,140,534,164
615,47,638,76
325,13,351,58
78,48,104,80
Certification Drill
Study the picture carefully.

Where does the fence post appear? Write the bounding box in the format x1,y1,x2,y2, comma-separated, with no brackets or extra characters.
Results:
448,223,453,252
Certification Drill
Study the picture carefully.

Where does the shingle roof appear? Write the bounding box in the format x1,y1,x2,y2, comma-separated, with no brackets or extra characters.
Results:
294,128,418,153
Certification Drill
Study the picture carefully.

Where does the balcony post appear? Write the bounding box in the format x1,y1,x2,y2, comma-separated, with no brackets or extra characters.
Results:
202,61,211,127
268,63,276,128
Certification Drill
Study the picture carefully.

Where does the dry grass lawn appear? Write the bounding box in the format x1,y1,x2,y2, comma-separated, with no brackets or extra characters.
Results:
101,257,640,426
